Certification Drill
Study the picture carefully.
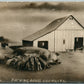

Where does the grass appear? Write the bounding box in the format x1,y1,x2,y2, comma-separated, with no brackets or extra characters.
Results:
0,50,84,82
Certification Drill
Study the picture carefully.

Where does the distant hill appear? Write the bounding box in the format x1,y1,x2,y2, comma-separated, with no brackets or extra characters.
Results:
0,2,84,11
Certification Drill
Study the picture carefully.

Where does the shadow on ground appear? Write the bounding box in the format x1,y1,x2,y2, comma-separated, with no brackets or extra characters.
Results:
0,50,84,82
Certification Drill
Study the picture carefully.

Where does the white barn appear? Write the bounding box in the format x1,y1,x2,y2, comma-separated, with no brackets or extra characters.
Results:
23,15,84,52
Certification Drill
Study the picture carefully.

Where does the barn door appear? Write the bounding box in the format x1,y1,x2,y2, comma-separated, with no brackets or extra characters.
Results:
74,37,83,50
38,41,48,49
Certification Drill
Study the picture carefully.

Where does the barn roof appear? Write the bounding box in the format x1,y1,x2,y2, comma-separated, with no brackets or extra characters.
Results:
23,15,84,41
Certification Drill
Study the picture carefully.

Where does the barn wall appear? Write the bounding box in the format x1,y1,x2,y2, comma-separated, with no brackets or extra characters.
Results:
33,16,84,52
55,17,84,52
55,30,84,52
57,17,83,30
33,31,54,51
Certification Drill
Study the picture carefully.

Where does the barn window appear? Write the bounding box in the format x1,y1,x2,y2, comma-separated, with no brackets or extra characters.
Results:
38,41,48,49
63,39,65,44
23,40,33,46
69,16,73,20
76,38,78,42
42,42,45,46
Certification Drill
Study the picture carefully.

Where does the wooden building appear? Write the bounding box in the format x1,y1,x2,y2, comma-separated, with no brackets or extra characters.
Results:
23,15,84,52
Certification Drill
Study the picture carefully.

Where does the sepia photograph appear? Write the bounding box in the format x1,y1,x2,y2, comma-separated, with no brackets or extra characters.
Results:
0,1,84,83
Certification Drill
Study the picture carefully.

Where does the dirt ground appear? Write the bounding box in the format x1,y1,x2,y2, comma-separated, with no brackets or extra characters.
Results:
0,50,84,83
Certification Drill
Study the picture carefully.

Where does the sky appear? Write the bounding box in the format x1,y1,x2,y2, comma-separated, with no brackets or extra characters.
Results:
0,2,84,42
0,0,84,2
